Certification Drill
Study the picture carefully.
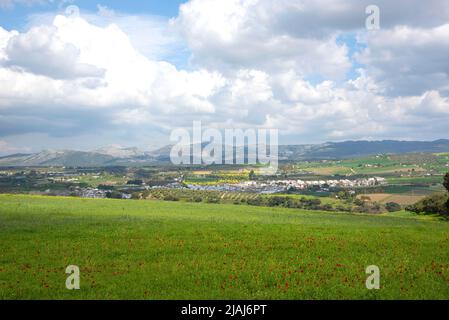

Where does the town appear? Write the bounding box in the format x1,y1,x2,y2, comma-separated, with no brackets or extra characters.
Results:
184,177,387,194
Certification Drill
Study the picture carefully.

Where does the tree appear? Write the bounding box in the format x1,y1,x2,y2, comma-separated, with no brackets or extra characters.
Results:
249,170,256,180
98,184,114,190
127,179,143,185
131,192,141,200
406,193,447,215
267,196,282,207
191,196,202,203
444,172,449,193
385,202,401,212
164,194,179,201
444,172,449,213
247,197,263,206
106,191,123,199
337,190,353,200
205,197,219,204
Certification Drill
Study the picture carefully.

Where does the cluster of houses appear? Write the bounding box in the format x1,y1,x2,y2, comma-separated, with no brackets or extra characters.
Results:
68,187,131,199
70,187,108,198
239,177,387,191
173,177,387,194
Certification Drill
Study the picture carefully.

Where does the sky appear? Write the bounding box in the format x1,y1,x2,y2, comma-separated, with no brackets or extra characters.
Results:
0,0,448,154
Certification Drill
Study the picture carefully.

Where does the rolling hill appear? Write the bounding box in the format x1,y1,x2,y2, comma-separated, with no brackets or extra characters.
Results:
1,139,449,167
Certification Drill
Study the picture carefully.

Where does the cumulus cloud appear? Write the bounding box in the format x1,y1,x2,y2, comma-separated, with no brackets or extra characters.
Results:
357,24,449,96
0,26,16,61
266,0,449,36
4,24,105,79
0,14,229,137
172,0,449,79
0,0,449,152
172,0,352,80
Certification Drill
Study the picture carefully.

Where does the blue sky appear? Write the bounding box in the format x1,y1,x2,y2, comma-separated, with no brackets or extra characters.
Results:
0,0,448,153
0,0,194,70
0,1,186,30
0,0,370,87
0,0,369,81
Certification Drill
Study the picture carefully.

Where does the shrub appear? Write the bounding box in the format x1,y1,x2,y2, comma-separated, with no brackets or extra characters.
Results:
163,195,179,201
98,184,114,190
443,172,449,192
247,197,263,206
267,196,285,207
284,198,301,208
444,172,449,212
336,205,350,212
131,192,141,200
127,179,143,185
356,201,383,214
300,198,321,210
205,197,219,204
337,190,353,200
106,191,123,199
385,202,401,212
406,193,448,216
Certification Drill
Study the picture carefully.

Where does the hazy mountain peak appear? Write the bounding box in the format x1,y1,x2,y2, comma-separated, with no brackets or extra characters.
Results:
92,145,144,158
1,139,449,167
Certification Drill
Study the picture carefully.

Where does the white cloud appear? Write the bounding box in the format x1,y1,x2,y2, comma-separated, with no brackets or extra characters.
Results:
0,26,17,61
357,24,449,96
4,24,105,79
1,0,449,152
172,0,352,80
0,15,228,135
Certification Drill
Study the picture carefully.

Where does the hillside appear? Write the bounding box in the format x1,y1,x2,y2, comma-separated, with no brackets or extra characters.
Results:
280,139,449,160
0,194,448,299
1,139,449,166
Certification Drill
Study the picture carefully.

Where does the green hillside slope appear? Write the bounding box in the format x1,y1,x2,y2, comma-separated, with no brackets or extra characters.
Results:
0,195,448,299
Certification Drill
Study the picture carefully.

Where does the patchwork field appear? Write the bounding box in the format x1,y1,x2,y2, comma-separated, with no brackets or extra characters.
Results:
292,153,449,178
0,194,448,300
357,193,427,206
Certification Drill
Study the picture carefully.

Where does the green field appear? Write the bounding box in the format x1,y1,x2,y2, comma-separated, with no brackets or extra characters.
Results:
290,153,449,177
0,194,448,299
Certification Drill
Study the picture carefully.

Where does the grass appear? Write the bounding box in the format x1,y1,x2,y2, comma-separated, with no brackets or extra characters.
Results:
0,194,448,300
291,153,449,178
386,176,444,185
75,173,128,186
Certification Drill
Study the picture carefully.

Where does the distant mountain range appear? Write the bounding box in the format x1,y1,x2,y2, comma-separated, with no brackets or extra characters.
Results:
277,139,449,160
1,139,449,167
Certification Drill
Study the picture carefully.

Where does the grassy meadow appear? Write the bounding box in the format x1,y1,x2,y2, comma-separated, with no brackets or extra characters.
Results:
0,194,448,300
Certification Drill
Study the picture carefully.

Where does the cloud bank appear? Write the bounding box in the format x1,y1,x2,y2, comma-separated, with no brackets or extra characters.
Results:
0,0,448,152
